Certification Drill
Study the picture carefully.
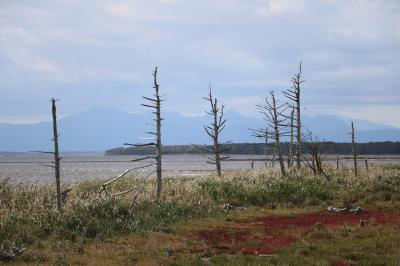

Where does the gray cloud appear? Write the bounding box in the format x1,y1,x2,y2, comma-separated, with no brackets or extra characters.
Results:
0,0,399,125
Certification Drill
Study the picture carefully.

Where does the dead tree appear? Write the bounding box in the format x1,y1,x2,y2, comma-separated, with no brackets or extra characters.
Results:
283,62,304,169
250,128,269,168
287,107,295,168
124,67,163,201
257,91,287,176
51,98,62,210
197,87,230,177
302,130,330,181
351,121,358,177
336,156,340,171
32,98,63,210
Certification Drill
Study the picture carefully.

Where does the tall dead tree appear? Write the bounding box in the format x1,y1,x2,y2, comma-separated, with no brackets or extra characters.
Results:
32,98,63,210
351,121,358,177
125,67,163,201
287,107,295,168
284,62,304,169
251,128,269,168
198,87,230,177
51,98,62,211
257,91,287,176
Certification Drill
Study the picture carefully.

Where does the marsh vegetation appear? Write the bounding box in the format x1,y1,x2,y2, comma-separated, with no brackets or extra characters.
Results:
1,165,400,264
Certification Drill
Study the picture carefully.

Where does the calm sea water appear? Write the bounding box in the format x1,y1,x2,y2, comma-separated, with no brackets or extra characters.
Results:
1,154,399,184
0,154,268,183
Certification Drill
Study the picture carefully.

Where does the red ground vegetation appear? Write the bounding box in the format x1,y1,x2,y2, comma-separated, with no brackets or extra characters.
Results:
190,210,400,256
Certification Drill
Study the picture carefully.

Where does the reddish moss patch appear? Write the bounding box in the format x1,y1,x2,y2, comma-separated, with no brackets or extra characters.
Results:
189,210,400,256
251,211,400,229
194,228,250,244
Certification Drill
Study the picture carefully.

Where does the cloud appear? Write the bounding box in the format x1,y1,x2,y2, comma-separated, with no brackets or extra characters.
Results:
0,0,399,127
0,27,64,80
315,65,387,80
255,0,304,16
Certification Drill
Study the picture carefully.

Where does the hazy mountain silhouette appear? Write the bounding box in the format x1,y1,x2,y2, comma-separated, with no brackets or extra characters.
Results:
0,107,399,152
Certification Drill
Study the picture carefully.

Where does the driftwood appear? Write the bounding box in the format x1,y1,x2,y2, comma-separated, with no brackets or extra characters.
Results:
327,201,362,214
98,164,151,198
60,188,72,202
223,204,246,211
0,241,25,262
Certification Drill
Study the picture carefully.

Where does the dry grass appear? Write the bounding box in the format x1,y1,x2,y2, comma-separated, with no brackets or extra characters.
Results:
1,165,400,264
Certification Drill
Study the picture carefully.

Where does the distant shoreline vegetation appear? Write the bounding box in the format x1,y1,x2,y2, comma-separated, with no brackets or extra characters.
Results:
105,142,400,156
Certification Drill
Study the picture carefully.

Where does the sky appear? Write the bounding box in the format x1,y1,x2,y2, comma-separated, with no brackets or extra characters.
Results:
0,0,399,126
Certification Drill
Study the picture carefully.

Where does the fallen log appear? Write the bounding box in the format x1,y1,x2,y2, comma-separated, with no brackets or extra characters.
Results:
0,241,25,262
327,201,362,214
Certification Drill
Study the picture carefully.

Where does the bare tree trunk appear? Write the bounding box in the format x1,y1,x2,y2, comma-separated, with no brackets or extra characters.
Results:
213,95,222,177
351,121,358,177
51,98,62,211
272,146,276,167
302,130,330,181
364,159,369,172
288,107,294,168
284,62,304,170
153,67,162,200
200,87,229,177
125,67,163,201
264,130,268,168
336,156,339,171
270,92,286,176
295,63,302,169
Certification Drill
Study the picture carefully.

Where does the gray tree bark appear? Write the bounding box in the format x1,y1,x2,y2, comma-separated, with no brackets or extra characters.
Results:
351,121,358,177
51,98,62,211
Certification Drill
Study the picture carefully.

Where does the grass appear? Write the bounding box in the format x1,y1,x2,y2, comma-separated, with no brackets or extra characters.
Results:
1,165,400,264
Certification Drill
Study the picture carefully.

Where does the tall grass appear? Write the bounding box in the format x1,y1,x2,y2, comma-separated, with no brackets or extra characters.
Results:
1,165,400,247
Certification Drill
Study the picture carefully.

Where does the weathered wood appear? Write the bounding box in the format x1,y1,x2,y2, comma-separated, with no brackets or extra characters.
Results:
198,87,229,177
0,241,25,262
257,91,287,176
98,164,152,198
122,68,163,201
51,98,62,211
351,121,358,177
284,62,304,169
336,156,339,170
302,131,329,180
271,92,286,176
288,107,295,168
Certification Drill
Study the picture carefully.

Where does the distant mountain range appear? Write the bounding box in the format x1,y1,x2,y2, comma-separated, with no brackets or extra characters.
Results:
0,107,399,152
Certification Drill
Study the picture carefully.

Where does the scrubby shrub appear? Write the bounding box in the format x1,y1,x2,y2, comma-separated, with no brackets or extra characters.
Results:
199,176,332,206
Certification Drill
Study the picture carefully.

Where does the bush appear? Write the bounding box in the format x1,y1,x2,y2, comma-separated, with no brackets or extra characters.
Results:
199,176,333,206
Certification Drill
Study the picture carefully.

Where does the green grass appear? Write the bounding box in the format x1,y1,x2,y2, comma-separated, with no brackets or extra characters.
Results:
1,165,400,264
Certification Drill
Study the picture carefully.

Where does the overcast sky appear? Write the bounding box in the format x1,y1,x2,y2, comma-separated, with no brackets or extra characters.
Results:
1,0,399,126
